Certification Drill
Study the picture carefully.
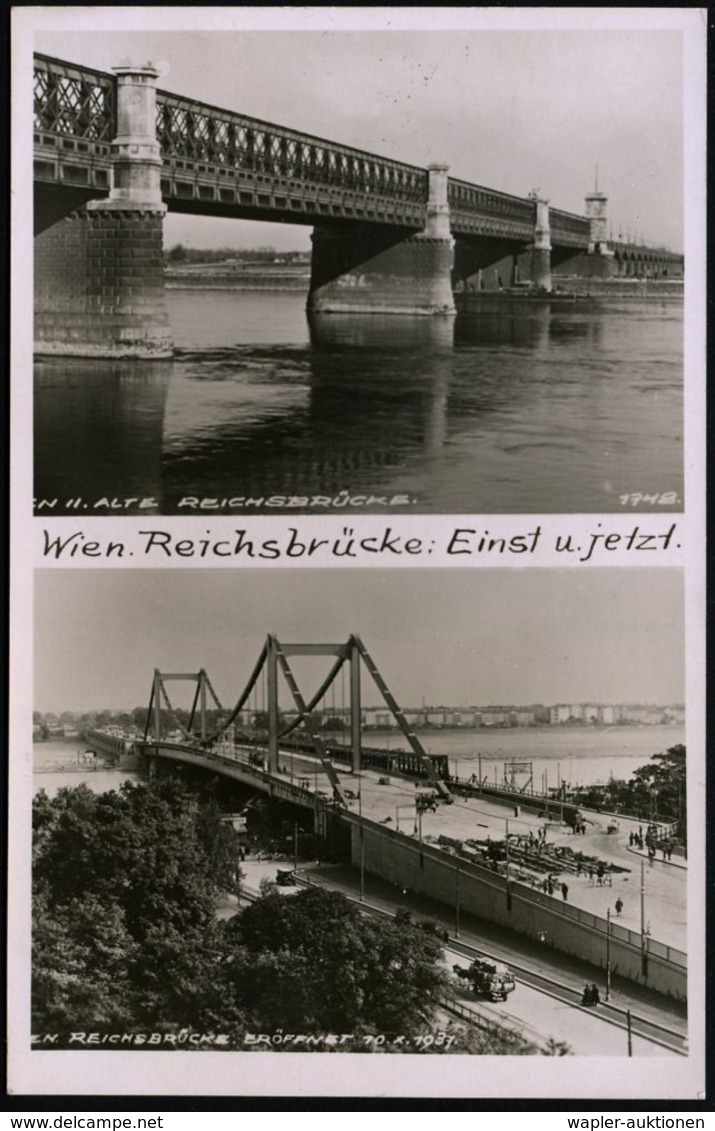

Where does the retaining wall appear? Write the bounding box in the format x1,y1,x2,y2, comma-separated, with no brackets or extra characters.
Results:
345,815,686,1001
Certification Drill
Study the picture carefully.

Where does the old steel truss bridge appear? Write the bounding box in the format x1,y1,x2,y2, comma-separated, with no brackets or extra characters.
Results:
33,52,589,254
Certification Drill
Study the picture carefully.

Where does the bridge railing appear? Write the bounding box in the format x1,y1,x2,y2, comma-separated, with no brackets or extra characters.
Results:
155,90,428,203
140,739,324,811
448,178,535,224
550,207,591,247
34,54,115,142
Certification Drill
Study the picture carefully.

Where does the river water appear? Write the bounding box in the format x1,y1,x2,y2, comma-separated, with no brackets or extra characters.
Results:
34,290,683,515
33,725,684,797
33,741,144,797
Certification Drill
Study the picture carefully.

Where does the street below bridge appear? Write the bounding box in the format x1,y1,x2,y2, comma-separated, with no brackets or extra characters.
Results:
229,856,685,1057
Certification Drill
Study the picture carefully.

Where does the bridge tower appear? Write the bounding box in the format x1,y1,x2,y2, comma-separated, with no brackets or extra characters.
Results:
35,61,173,358
585,179,609,254
308,164,456,316
528,190,552,292
265,636,363,776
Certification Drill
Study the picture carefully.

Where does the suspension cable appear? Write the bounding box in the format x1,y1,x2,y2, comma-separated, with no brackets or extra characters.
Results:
199,642,269,746
278,653,347,737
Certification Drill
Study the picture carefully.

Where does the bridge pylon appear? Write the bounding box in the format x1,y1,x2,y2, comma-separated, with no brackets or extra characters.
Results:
145,668,223,745
261,634,451,801
142,635,451,802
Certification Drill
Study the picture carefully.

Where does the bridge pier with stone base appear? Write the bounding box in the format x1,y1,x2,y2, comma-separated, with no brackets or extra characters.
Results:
308,165,456,316
34,62,173,359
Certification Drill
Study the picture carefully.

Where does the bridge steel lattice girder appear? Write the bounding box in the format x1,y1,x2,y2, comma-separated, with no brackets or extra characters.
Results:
33,53,589,251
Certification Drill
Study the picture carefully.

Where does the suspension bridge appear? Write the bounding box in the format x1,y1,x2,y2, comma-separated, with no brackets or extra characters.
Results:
83,634,687,1001
134,633,451,810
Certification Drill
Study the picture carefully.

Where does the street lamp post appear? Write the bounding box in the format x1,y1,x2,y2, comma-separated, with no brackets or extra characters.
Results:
505,817,512,911
640,859,648,979
606,906,612,1001
358,789,365,903
455,861,461,938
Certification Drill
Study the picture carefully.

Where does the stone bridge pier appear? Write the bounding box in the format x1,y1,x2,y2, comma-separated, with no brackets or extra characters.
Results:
34,62,173,359
451,192,554,293
308,164,456,316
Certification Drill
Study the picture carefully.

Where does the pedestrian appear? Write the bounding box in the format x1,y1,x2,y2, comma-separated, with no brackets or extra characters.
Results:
597,862,605,886
629,831,634,847
582,983,593,1006
588,865,594,885
547,879,554,897
561,882,569,902
590,983,601,1006
615,897,623,916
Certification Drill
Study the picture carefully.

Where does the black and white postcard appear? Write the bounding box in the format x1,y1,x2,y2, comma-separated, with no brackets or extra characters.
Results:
9,5,707,1105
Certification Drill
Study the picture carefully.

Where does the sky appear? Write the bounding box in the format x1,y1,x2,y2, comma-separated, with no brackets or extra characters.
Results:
32,14,685,253
34,569,684,713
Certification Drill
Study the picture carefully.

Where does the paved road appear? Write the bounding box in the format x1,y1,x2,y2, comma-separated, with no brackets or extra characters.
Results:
445,949,673,1057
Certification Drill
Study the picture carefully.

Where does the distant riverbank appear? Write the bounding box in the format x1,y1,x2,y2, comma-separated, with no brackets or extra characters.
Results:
165,263,310,292
551,277,683,299
165,263,682,300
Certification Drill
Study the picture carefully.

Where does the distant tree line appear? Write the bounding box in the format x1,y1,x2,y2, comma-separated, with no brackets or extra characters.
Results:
166,245,308,265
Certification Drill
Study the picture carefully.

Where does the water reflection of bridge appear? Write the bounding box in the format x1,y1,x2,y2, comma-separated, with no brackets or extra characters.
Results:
33,302,588,513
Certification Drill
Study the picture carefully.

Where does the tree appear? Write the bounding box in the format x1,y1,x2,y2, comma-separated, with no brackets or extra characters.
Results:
132,706,149,732
596,744,686,837
222,886,447,1036
32,889,141,1030
32,780,242,1034
321,716,347,732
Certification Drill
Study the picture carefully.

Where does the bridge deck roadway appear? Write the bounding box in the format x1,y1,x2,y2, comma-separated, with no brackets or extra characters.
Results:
272,749,686,953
